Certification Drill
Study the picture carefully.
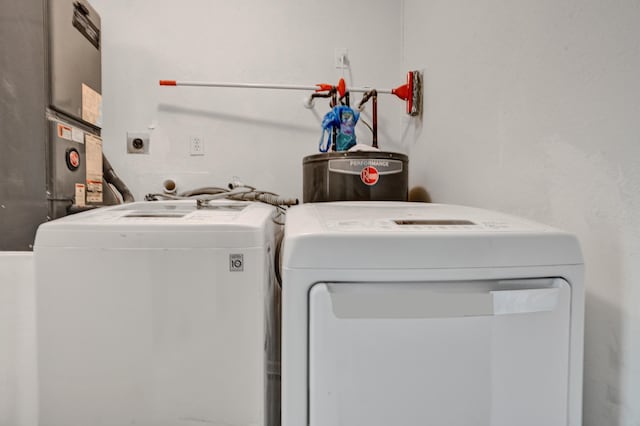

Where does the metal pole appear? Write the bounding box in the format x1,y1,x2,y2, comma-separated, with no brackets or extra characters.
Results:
160,80,393,94
160,80,318,91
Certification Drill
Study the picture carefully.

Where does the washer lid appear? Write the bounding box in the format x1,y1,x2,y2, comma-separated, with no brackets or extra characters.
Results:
283,202,583,269
34,200,276,249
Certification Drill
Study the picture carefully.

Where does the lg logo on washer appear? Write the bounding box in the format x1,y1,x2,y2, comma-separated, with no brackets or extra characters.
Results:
230,254,244,272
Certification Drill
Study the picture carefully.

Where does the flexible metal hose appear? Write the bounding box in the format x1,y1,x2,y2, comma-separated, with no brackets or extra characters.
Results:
103,154,135,203
145,184,298,207
228,191,298,207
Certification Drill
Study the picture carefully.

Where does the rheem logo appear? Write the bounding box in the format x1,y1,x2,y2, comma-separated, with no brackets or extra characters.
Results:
360,166,379,186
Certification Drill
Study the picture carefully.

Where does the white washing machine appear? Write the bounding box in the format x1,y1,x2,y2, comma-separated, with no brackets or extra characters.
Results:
34,200,281,426
281,202,584,426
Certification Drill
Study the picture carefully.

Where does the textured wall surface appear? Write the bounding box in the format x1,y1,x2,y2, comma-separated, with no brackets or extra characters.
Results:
402,1,640,425
2,1,639,425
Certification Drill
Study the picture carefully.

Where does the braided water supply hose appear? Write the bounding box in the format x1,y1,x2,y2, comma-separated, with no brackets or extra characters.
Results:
145,183,299,208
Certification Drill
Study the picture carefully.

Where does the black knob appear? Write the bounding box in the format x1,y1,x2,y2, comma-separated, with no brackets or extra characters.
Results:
132,138,144,150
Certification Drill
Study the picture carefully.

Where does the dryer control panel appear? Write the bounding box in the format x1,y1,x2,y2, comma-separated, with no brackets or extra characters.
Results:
283,202,583,270
317,204,543,233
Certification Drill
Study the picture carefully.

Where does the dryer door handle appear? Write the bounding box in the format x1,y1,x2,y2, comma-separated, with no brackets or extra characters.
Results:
323,284,562,319
490,288,560,315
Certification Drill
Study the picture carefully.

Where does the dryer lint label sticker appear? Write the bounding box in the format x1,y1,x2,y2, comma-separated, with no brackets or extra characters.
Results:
229,254,244,272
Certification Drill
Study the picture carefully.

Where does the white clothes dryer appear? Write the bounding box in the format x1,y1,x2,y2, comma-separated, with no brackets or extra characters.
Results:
34,200,281,426
281,202,584,426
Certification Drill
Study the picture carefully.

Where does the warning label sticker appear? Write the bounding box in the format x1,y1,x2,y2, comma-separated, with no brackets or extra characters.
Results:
72,126,84,143
85,134,103,203
82,83,102,127
75,183,86,207
56,122,84,143
57,123,73,141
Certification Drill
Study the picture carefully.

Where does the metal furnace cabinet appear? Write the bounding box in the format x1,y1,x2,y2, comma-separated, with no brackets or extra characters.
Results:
0,0,103,250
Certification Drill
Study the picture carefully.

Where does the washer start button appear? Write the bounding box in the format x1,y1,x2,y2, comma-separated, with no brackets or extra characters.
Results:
66,148,80,170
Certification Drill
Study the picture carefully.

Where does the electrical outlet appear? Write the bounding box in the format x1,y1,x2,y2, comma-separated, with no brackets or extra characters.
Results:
127,132,150,154
190,136,204,156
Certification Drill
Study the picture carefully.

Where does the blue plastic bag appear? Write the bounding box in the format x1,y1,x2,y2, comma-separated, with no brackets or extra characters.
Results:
319,105,359,152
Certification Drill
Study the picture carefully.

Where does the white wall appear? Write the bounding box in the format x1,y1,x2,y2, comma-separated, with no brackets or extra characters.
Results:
0,253,37,426
91,0,406,201
2,1,637,425
402,1,640,425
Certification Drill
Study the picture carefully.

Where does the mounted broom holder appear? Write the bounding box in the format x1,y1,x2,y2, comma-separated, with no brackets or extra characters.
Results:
159,70,422,117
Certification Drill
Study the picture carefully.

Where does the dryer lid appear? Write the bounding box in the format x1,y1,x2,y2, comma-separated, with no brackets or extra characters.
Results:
283,202,583,269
